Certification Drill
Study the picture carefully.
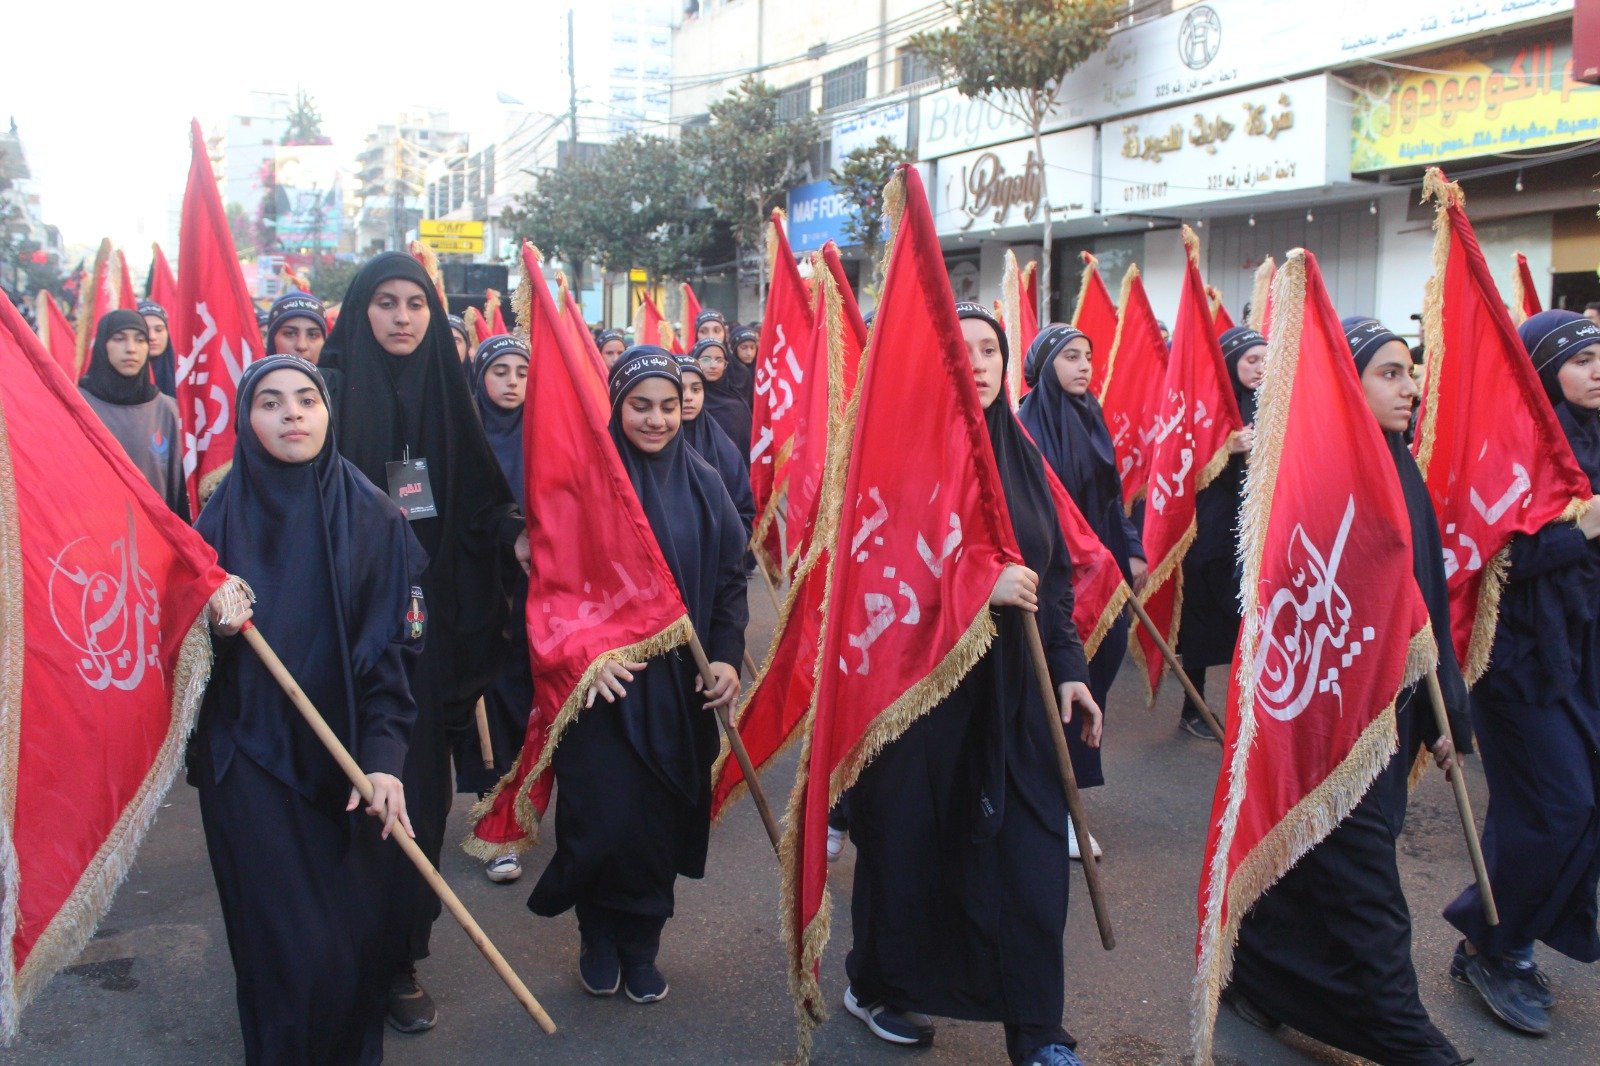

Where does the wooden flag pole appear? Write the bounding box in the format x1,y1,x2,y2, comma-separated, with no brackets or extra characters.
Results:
474,697,495,770
1124,598,1225,743
742,649,760,681
685,630,782,853
1425,669,1498,926
239,624,557,1034
1023,614,1116,951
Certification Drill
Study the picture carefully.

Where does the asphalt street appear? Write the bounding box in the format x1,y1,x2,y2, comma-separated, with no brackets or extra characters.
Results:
8,583,1598,1065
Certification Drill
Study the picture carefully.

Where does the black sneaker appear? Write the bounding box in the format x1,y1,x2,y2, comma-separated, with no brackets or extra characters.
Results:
843,984,934,1046
579,936,621,997
1221,985,1281,1032
622,962,670,1003
1179,715,1216,741
386,968,438,1033
1451,940,1554,1012
1459,948,1550,1035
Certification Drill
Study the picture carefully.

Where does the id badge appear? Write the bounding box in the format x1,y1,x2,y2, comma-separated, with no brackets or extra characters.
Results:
386,458,438,520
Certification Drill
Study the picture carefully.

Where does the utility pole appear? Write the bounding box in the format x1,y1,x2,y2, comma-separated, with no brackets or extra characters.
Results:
567,6,584,292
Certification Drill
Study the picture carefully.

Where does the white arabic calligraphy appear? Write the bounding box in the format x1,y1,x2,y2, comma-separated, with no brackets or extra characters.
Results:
48,505,163,692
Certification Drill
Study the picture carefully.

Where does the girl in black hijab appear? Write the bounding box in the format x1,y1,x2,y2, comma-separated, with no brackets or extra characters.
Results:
1017,324,1145,799
318,251,523,1032
1445,309,1600,1038
79,309,188,520
843,303,1100,1066
729,322,759,407
453,335,536,885
137,298,177,396
527,346,747,1005
1175,325,1263,739
674,352,755,537
192,354,427,1065
693,337,752,452
596,328,627,369
1226,317,1470,1066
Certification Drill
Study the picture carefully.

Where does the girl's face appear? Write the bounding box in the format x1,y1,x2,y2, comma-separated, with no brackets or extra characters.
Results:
453,330,469,363
1557,343,1600,410
274,319,326,364
484,357,529,411
961,318,1004,409
249,368,329,463
736,339,757,365
698,343,728,382
680,375,705,420
142,315,169,357
698,320,726,344
620,378,681,453
106,327,150,377
1052,338,1093,396
1235,344,1268,390
368,278,430,356
601,339,627,368
1359,340,1420,433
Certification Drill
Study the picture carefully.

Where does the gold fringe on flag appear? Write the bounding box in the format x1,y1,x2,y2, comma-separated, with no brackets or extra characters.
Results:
1413,167,1461,476
1189,249,1437,1065
511,246,539,341
999,250,1025,410
1509,254,1531,326
1069,251,1098,329
1096,263,1141,400
407,241,448,308
1246,257,1275,334
1205,284,1224,321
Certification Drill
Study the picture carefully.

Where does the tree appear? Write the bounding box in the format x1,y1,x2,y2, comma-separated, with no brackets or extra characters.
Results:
282,88,331,147
910,0,1117,322
502,133,716,285
310,257,362,305
226,201,256,258
830,136,913,294
683,78,819,306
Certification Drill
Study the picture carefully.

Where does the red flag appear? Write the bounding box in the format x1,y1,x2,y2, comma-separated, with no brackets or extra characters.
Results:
116,249,139,311
1133,228,1243,700
0,290,225,1039
464,306,491,350
1246,257,1276,335
1073,252,1119,397
279,261,312,294
147,243,178,311
999,250,1037,408
1413,169,1591,684
633,292,676,353
466,245,694,856
681,281,703,343
173,118,260,515
712,242,865,817
407,241,448,308
781,165,1021,1048
557,270,611,411
1510,251,1542,325
1207,285,1236,335
73,239,116,376
1098,265,1169,510
1022,258,1039,340
34,291,78,381
1193,248,1437,1062
751,210,816,577
485,287,508,335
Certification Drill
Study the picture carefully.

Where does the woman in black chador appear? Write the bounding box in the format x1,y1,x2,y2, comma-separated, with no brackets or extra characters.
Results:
1445,309,1600,1039
318,252,525,1032
693,336,752,454
843,304,1102,1066
528,346,747,1004
1175,325,1263,739
674,352,755,538
1225,318,1471,1066
192,354,427,1065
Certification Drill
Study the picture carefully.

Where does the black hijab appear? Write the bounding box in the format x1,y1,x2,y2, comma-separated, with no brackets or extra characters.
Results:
1523,310,1600,490
1017,324,1120,524
675,354,755,534
196,355,426,802
472,334,528,508
694,337,752,452
1219,325,1265,425
137,299,176,397
318,252,516,704
81,309,157,406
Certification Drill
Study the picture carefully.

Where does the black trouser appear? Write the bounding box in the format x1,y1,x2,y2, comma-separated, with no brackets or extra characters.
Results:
576,901,668,966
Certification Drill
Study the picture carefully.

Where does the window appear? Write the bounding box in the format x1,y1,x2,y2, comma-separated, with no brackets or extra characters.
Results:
822,58,868,111
897,47,934,88
777,81,811,122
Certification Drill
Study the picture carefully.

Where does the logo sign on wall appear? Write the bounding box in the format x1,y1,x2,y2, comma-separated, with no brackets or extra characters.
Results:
932,127,1096,236
1179,6,1223,71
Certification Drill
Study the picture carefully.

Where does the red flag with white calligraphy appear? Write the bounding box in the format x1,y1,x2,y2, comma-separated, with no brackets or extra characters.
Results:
1191,249,1437,1063
34,291,78,382
781,165,1021,1052
1074,252,1120,397
1099,265,1171,510
173,119,260,514
0,289,225,1040
751,210,816,578
1133,228,1243,700
147,243,177,312
1413,170,1590,684
1207,285,1236,335
1510,251,1542,326
712,241,864,818
465,245,693,857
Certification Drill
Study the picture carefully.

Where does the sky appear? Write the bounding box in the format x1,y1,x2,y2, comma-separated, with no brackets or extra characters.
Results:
2,2,574,272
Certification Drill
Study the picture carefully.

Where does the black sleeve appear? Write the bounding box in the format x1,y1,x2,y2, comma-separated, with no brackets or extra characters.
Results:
1042,519,1090,688
1507,521,1590,581
356,587,425,778
707,493,750,668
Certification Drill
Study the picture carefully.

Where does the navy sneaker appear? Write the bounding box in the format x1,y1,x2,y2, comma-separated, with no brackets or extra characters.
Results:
1023,1045,1085,1066
623,962,669,1003
843,984,934,1046
1458,948,1549,1035
1452,940,1553,1011
579,935,620,997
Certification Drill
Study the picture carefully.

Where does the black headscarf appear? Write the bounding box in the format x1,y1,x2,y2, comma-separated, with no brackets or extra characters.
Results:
1341,316,1403,375
81,309,157,406
137,299,176,397
675,353,755,535
1522,309,1600,489
318,252,517,706
606,348,745,799
265,292,328,355
196,355,426,802
694,337,752,451
1219,325,1265,424
473,334,529,508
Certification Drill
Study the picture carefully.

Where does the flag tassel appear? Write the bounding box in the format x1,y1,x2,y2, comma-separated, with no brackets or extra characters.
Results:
239,622,557,1035
1424,669,1498,926
686,629,781,852
1022,613,1115,950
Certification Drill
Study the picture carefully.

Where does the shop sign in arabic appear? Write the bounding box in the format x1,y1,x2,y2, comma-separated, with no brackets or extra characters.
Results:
1351,38,1600,172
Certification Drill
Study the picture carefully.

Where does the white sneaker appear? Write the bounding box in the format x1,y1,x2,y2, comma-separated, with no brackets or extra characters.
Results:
1066,818,1101,862
826,827,847,863
485,853,522,883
